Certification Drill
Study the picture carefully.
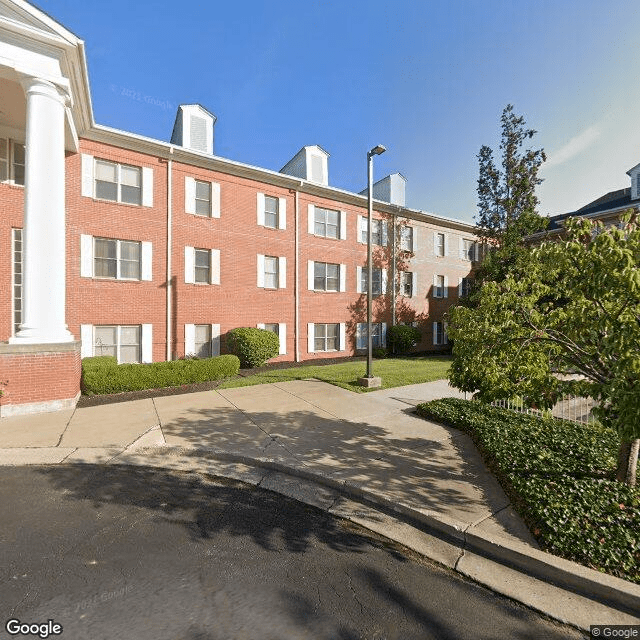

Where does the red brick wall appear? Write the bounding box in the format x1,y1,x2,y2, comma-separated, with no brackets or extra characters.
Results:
0,348,80,407
66,141,168,362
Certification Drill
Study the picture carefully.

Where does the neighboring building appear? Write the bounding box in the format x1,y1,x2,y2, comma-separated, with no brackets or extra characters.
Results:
0,0,479,416
532,162,640,240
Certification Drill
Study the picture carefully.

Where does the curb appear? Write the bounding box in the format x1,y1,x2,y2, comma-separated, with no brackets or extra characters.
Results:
105,445,640,629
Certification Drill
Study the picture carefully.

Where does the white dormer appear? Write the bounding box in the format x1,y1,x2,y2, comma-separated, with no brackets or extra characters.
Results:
170,104,216,155
360,173,407,206
280,145,329,185
626,162,640,200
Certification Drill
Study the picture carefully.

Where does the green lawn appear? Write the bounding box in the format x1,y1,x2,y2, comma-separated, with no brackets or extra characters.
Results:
218,356,452,392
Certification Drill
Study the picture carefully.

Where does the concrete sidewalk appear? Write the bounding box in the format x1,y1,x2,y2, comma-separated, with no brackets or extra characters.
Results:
0,378,638,630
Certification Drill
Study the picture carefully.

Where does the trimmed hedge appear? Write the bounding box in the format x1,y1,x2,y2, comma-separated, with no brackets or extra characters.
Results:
82,354,240,395
387,325,421,354
416,398,640,584
226,327,280,368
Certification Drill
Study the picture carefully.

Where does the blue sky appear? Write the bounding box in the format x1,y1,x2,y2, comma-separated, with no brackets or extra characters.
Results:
37,0,640,224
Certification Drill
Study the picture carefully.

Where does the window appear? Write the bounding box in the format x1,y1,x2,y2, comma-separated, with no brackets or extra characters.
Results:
1,140,25,185
195,180,211,216
356,322,385,350
94,325,141,363
258,322,286,355
401,272,414,297
264,323,279,334
12,228,23,335
360,218,386,245
360,267,383,296
400,226,414,251
314,262,340,291
194,324,212,358
434,275,445,298
263,256,278,289
433,321,448,346
93,238,141,280
314,323,340,352
435,232,445,257
314,207,339,238
95,159,142,205
194,248,211,283
461,238,476,261
264,196,278,229
459,277,472,298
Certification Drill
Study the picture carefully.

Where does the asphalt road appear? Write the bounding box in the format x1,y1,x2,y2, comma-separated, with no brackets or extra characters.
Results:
0,465,586,640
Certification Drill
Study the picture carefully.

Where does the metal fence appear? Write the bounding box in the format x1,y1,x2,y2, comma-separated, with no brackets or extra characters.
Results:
490,395,599,426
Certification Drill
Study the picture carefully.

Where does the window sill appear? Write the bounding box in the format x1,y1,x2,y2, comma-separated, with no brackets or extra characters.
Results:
1,181,24,189
87,196,143,208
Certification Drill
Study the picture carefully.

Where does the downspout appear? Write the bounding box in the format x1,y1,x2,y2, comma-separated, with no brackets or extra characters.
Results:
391,212,397,326
166,147,174,361
294,183,302,362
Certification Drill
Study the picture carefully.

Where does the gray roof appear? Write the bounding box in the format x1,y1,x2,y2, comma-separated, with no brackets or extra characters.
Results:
546,188,634,230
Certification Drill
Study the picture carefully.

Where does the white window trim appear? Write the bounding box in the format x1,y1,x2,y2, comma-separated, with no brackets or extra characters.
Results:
309,204,343,240
309,322,345,353
185,323,221,357
185,246,219,285
186,177,221,218
82,155,153,207
257,255,286,289
356,322,387,350
82,324,151,363
80,234,152,281
433,274,448,298
257,322,287,355
1,139,24,186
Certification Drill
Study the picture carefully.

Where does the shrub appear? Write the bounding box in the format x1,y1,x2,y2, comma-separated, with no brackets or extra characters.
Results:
373,347,388,359
82,354,240,395
226,327,280,368
387,325,421,354
82,356,118,370
416,398,639,584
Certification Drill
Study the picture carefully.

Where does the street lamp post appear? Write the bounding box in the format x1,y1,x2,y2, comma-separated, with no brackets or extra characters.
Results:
365,144,385,382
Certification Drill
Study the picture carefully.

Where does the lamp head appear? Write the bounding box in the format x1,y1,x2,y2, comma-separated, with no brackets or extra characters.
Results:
368,144,386,157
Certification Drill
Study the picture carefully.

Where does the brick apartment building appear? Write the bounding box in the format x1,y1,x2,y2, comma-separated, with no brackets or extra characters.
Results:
0,0,479,416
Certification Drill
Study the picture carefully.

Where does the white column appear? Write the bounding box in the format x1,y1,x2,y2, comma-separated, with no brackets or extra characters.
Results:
11,77,73,344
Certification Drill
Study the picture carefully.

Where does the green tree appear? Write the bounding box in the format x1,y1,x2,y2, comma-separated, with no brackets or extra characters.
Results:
447,213,640,486
473,104,547,287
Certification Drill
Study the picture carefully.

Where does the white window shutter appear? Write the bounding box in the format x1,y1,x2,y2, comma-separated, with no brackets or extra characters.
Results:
459,237,464,259
80,324,93,358
382,268,387,294
257,254,265,288
433,273,438,297
142,167,153,207
141,324,153,362
308,204,315,234
412,273,418,297
184,246,195,283
433,231,438,256
339,264,346,292
80,234,93,278
444,275,449,298
308,260,315,290
339,323,346,351
141,241,152,281
433,322,438,345
382,322,388,347
81,154,94,198
308,323,315,353
458,277,463,297
278,197,287,230
381,221,388,246
185,177,196,214
211,324,221,356
444,321,449,344
184,324,195,356
356,266,362,293
257,192,265,226
357,216,364,243
444,233,449,256
211,182,221,218
278,256,287,289
257,323,266,329
339,211,347,239
278,323,287,355
475,242,480,262
210,249,220,285
410,227,416,251
356,324,364,350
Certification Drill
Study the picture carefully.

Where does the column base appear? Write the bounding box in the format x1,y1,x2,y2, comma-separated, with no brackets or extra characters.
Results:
0,341,81,417
9,327,75,344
